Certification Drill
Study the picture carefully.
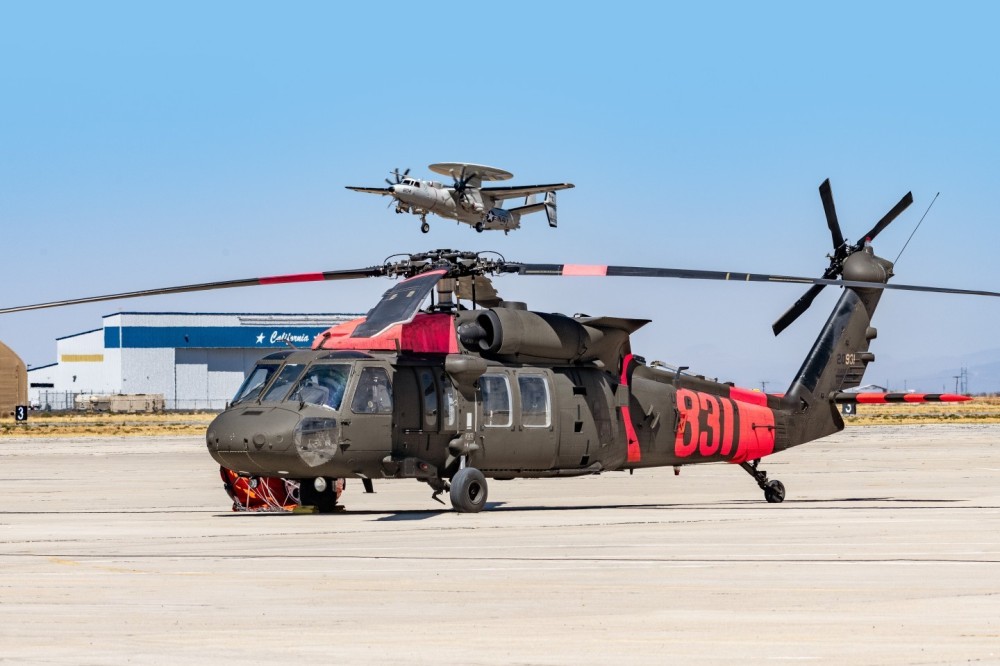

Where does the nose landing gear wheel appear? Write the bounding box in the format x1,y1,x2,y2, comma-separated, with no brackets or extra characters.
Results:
450,467,488,513
420,221,430,233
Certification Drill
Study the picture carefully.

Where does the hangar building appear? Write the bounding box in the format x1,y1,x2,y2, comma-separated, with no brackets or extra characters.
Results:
0,340,27,415
28,312,358,410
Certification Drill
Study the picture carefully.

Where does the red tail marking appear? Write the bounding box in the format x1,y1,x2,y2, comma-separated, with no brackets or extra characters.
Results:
620,353,642,463
729,386,768,406
562,264,609,276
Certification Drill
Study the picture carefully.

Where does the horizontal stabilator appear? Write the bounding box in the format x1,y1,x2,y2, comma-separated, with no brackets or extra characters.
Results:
830,392,970,404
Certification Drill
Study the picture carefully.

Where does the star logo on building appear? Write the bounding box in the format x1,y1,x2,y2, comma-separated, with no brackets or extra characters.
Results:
255,332,265,344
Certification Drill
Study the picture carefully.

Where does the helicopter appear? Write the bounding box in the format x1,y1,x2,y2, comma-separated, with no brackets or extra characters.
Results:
3,180,996,514
346,162,574,234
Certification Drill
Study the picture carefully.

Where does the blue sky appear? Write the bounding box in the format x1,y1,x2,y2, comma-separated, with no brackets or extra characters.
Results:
2,2,998,391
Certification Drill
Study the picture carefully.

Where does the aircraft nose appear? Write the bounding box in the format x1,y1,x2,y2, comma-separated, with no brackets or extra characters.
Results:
206,406,300,473
388,185,396,194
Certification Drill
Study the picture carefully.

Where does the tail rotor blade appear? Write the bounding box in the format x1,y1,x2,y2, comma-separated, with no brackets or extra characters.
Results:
858,191,914,245
772,284,825,336
819,179,846,254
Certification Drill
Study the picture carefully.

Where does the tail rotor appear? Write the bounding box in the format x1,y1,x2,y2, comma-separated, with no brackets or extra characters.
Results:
771,179,913,335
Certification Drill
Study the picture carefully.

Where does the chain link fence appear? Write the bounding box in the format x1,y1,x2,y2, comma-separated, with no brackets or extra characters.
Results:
31,390,226,412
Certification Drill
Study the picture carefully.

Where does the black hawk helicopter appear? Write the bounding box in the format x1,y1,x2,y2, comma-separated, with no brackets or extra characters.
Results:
4,181,996,513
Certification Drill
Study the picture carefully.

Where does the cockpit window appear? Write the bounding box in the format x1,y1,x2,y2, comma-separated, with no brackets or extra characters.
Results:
288,364,351,410
260,364,305,402
351,366,393,414
232,364,279,404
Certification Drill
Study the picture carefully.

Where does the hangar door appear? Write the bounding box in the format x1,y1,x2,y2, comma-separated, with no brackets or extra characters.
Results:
174,349,261,409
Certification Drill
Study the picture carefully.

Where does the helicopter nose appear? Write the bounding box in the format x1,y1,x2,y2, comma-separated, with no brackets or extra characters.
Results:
206,406,299,473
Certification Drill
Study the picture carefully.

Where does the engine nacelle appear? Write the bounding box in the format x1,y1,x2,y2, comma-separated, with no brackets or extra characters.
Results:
457,308,628,364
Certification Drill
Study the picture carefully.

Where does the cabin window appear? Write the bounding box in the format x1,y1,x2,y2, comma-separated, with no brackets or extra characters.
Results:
481,374,512,427
419,368,438,429
518,375,551,428
232,364,279,404
351,367,393,414
443,378,457,427
288,364,351,410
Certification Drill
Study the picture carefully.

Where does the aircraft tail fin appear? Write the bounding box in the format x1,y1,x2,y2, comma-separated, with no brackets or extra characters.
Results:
504,191,559,228
782,247,893,444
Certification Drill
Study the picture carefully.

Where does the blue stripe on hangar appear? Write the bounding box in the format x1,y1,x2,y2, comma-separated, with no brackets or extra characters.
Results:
104,326,328,349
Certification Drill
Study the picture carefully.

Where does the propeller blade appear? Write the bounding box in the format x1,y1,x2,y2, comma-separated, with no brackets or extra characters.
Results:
772,284,825,335
819,179,846,254
403,168,410,177
385,178,393,186
858,191,914,245
0,267,385,315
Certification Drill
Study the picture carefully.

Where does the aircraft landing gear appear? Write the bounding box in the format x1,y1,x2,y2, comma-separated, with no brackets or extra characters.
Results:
739,459,785,503
420,221,430,233
450,467,488,513
474,222,484,233
298,476,345,513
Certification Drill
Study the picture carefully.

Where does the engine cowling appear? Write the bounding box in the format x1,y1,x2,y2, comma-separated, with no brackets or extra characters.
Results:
457,308,631,365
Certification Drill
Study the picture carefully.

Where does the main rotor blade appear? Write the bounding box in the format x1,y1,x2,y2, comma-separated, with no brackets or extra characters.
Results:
772,284,825,335
819,179,845,253
858,191,914,245
509,263,1000,298
0,267,385,315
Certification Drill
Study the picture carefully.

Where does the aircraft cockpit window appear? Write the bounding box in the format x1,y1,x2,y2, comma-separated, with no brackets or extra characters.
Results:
260,364,306,402
351,366,393,414
518,375,551,428
288,364,351,410
481,374,512,427
232,364,279,404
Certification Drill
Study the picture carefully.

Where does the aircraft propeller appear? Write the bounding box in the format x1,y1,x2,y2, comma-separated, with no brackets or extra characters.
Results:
385,167,410,187
770,179,914,336
450,166,478,196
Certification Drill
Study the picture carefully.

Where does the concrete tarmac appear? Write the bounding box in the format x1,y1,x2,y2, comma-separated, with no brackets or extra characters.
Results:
1,425,998,665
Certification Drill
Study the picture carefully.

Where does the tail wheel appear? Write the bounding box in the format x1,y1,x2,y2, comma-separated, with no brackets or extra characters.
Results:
450,467,488,513
764,479,786,503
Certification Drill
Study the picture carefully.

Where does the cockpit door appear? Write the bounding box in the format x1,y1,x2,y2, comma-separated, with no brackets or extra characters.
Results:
343,364,393,453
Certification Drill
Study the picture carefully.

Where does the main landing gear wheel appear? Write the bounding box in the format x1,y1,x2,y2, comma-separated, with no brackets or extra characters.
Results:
739,459,785,504
298,476,343,513
420,221,430,233
474,222,484,233
450,467,488,513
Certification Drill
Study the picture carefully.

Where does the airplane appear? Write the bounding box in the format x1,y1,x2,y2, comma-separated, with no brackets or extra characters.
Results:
346,162,574,234
3,181,997,514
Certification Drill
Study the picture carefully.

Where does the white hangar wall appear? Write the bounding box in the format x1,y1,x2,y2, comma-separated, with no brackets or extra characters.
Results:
31,312,358,410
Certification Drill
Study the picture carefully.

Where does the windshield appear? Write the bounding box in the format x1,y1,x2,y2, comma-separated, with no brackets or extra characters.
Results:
260,364,306,402
287,364,351,410
232,364,279,404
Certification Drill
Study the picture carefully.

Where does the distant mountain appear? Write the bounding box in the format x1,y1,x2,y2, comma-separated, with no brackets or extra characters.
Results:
874,348,1000,394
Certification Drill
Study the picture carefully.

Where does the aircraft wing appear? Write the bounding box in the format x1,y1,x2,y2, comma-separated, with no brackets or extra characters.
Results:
481,183,574,203
346,186,394,195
